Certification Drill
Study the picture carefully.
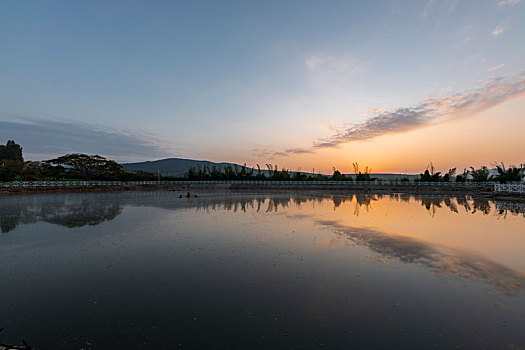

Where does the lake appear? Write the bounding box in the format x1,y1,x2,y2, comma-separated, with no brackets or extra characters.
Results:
0,191,524,349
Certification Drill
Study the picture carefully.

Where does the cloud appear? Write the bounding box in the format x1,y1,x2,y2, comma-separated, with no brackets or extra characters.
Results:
422,0,437,18
268,72,525,156
422,0,458,18
283,148,314,155
491,25,505,37
305,56,322,70
313,73,525,148
498,0,522,6
317,219,525,295
305,54,364,84
487,63,505,72
251,147,313,160
251,149,277,159
0,118,176,162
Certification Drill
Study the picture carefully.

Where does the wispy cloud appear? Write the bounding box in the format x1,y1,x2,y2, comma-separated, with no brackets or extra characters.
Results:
422,0,458,18
365,107,384,116
491,25,505,37
318,219,525,295
313,73,525,148
0,118,176,162
251,147,313,159
498,0,522,6
305,54,364,84
422,0,437,18
487,63,505,72
267,72,525,156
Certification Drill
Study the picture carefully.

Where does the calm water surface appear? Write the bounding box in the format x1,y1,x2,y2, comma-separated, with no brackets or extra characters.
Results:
0,191,524,349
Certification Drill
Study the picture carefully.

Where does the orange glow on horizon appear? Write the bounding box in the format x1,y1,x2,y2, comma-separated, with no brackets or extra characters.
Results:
212,95,525,175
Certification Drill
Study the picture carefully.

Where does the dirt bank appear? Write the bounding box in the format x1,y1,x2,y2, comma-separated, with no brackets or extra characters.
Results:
1,183,523,200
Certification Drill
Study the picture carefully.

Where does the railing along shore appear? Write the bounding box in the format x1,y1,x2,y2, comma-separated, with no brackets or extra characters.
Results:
1,180,524,193
494,183,525,194
0,180,498,187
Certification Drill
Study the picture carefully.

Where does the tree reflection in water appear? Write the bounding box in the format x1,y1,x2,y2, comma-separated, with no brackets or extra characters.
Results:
188,193,524,219
1,193,523,234
187,194,525,295
0,192,524,295
0,195,122,233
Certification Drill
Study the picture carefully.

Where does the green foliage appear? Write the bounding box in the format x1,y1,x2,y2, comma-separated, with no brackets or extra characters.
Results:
331,167,344,181
492,162,524,183
185,163,343,181
469,166,490,182
7,140,521,185
0,165,15,181
353,162,375,181
0,140,24,181
419,169,440,182
266,164,291,180
442,168,456,182
419,162,442,182
418,164,458,182
21,161,65,180
455,168,469,182
45,154,124,180
0,140,23,162
187,163,258,180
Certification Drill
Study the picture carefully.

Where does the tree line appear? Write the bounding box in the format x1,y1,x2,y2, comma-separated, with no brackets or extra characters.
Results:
186,162,377,181
0,140,160,182
416,162,524,183
0,140,523,183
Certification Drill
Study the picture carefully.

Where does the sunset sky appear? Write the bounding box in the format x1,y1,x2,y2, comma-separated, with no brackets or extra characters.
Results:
1,0,524,174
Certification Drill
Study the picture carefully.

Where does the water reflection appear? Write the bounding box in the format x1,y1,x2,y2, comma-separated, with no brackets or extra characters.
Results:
188,194,525,219
317,220,525,296
1,193,524,234
1,193,524,294
0,192,524,348
0,195,122,233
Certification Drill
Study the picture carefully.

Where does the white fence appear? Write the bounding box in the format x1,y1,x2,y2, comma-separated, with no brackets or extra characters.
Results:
495,201,525,213
494,183,525,194
0,181,163,187
0,180,496,188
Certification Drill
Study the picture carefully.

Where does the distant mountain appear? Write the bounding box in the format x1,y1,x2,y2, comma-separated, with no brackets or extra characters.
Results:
122,157,419,180
121,158,248,177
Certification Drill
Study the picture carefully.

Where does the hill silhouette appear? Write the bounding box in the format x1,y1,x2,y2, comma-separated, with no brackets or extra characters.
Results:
121,158,245,177
121,157,419,180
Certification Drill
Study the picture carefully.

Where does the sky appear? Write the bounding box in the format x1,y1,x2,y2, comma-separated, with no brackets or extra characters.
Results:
0,0,524,174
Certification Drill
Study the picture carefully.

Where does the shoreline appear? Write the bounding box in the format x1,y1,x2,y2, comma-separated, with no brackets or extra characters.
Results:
0,183,523,201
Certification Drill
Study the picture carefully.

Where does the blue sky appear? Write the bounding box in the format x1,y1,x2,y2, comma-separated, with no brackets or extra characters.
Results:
0,0,524,171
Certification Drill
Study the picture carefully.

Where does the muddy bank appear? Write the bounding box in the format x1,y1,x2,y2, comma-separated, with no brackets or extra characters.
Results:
1,183,523,200
0,184,171,195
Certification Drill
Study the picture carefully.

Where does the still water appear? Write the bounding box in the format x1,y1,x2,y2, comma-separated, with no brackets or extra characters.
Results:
0,191,524,349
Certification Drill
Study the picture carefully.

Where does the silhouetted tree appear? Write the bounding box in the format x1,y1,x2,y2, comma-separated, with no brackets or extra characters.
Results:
469,166,490,182
0,140,23,162
331,167,346,181
455,168,469,182
442,168,456,182
45,154,123,180
419,162,442,182
0,140,24,181
353,162,374,181
492,162,524,183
